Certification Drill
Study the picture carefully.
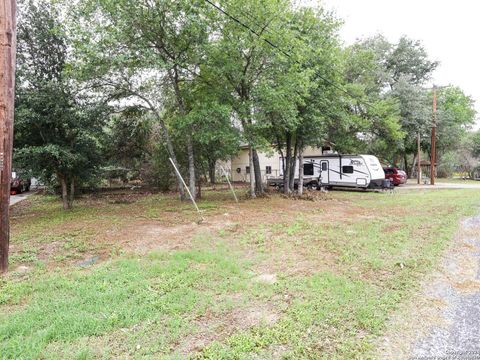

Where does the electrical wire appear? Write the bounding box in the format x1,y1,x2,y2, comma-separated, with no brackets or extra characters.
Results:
204,0,377,112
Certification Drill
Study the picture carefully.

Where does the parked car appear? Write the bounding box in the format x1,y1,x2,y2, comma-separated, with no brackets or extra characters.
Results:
10,172,31,194
383,167,407,186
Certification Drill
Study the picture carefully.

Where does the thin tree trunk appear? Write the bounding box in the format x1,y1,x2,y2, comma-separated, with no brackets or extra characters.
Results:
298,148,304,196
68,177,75,208
60,175,70,210
187,134,196,200
284,133,292,194
248,146,256,198
252,148,263,194
289,137,298,191
197,176,202,200
410,153,417,178
169,67,193,200
208,157,216,185
403,152,409,174
135,92,185,200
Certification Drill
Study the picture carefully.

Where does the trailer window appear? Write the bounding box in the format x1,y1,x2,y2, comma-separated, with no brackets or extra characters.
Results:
266,166,272,174
342,165,354,174
304,163,314,176
246,166,250,174
321,162,327,171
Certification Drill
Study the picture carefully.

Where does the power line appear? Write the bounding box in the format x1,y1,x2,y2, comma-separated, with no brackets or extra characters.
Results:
222,0,335,70
204,0,377,111
217,0,363,124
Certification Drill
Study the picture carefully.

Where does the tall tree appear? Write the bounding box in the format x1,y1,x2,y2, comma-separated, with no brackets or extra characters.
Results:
204,0,298,197
349,35,439,171
74,0,213,200
431,86,477,158
15,0,106,210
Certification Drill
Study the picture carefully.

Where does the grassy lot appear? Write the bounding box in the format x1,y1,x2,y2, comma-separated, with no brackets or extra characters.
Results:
1,188,480,359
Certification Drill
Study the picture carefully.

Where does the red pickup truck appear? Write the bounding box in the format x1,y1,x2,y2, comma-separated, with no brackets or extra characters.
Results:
383,167,407,186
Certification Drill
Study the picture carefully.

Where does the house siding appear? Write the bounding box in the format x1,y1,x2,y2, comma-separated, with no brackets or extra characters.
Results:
223,146,327,183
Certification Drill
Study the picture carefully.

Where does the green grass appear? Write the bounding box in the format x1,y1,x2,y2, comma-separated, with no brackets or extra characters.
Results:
0,250,250,359
2,189,480,358
436,177,480,184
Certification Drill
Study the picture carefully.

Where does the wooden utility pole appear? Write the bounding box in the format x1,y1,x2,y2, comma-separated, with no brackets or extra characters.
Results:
430,86,437,186
0,0,17,274
417,133,421,184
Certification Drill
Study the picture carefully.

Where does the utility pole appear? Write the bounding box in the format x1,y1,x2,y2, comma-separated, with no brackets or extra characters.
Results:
417,132,421,184
430,86,437,186
0,0,17,274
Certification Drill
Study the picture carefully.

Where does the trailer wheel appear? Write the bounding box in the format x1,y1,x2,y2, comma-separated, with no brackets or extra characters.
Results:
306,181,319,190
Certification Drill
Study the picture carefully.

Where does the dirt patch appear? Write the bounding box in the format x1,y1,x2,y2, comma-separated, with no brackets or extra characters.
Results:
119,222,198,253
254,273,278,284
175,301,280,356
8,190,370,277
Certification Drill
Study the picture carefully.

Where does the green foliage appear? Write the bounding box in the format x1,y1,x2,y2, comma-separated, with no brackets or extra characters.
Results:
15,0,107,206
17,0,477,191
473,130,480,158
435,87,477,156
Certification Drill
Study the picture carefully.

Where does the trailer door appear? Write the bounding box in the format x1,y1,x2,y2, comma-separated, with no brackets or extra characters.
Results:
320,161,329,184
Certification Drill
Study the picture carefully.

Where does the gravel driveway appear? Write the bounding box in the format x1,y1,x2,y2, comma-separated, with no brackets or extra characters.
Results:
9,191,32,206
377,214,480,359
411,215,480,359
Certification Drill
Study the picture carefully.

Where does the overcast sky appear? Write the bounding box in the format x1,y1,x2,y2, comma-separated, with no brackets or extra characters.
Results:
306,0,479,124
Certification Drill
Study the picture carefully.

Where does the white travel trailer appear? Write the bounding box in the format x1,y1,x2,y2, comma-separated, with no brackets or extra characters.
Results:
267,154,388,190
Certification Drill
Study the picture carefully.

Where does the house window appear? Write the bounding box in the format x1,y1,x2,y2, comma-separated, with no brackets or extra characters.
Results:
246,166,250,174
266,166,272,174
303,163,314,176
342,165,354,174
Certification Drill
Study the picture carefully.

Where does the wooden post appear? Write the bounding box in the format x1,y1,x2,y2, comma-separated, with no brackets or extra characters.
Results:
417,133,421,184
0,0,16,274
430,86,437,186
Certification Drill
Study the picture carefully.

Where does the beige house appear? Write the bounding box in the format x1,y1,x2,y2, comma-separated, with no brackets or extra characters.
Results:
223,145,331,183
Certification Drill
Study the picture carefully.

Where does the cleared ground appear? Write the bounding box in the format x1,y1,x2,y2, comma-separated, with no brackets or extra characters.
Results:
2,187,480,359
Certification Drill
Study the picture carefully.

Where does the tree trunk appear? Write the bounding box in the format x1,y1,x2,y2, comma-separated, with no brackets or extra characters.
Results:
197,176,202,200
141,96,185,200
284,133,292,194
298,148,304,196
248,146,256,198
208,157,216,185
289,137,298,191
187,134,196,200
60,175,70,210
410,153,417,178
403,152,409,175
164,132,185,201
68,177,75,209
276,135,285,176
168,66,192,200
252,148,263,194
